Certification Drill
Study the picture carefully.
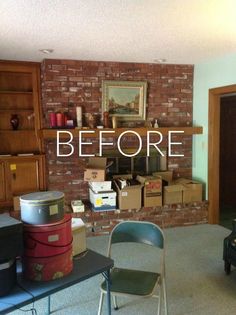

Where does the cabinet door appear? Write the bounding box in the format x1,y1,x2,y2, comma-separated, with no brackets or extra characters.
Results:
7,158,41,195
0,161,6,201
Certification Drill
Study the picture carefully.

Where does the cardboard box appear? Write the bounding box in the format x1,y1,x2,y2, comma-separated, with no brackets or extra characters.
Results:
136,175,162,207
89,188,116,211
71,200,85,213
113,174,142,210
164,184,184,205
13,196,21,211
71,218,86,256
175,178,203,203
89,181,112,193
84,157,107,182
153,171,173,183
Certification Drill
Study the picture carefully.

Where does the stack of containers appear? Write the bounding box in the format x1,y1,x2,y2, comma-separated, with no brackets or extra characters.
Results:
0,214,23,296
20,191,73,282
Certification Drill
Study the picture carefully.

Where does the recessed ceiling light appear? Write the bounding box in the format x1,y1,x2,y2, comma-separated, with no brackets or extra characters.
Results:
153,58,167,63
39,49,54,54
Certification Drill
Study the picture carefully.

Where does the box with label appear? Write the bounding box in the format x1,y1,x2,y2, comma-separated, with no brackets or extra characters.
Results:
84,157,107,182
89,181,112,193
113,174,142,210
89,188,116,211
164,184,184,205
136,175,162,207
71,218,86,256
175,178,203,203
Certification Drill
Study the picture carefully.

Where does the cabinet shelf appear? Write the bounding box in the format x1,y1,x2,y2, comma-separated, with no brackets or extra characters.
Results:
0,61,45,209
0,90,33,95
0,109,34,112
0,130,35,134
39,126,203,139
0,154,41,160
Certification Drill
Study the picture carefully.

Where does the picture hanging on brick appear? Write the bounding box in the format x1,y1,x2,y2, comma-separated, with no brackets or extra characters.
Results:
102,80,147,121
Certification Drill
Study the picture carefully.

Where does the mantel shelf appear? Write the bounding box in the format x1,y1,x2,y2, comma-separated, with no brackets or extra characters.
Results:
39,126,203,139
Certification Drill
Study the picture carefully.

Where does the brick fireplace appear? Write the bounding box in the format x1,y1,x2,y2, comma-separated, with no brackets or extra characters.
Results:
40,59,208,235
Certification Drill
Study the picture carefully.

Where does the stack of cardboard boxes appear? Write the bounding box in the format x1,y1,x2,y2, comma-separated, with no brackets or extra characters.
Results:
84,157,116,211
84,157,203,211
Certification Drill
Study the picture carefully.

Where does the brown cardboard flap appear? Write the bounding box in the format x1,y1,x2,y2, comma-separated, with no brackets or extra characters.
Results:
174,178,201,186
113,178,142,191
87,157,107,169
113,174,133,180
13,196,21,211
153,171,173,183
136,175,161,184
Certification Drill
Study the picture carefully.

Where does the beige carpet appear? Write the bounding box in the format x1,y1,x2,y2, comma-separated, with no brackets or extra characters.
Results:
6,224,236,315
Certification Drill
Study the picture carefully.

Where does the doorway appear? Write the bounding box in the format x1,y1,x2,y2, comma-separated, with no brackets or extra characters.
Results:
219,95,236,228
208,84,236,225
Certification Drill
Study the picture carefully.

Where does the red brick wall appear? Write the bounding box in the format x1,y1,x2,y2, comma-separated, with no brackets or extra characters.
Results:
39,59,207,234
41,59,193,128
74,201,209,236
41,59,194,205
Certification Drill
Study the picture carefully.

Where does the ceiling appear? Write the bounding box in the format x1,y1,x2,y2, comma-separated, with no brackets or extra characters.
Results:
0,0,236,65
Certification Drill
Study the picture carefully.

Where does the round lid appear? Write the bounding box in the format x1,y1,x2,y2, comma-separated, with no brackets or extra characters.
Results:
20,191,64,203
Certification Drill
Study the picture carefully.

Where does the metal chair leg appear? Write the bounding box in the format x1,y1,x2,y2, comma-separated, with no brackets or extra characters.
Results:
47,295,51,315
113,295,118,310
157,286,161,315
98,292,105,315
163,278,168,315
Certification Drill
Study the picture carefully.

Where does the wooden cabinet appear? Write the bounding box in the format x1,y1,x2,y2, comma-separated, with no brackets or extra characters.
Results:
0,155,46,207
0,161,6,201
0,61,46,209
0,61,43,154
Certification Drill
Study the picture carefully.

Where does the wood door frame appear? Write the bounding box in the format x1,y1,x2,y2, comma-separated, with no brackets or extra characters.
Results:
208,84,236,223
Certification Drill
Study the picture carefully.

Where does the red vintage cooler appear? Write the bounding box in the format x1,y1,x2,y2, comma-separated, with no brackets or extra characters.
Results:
23,214,72,257
23,246,73,281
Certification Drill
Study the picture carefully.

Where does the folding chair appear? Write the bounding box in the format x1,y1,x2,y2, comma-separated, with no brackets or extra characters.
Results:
97,220,167,315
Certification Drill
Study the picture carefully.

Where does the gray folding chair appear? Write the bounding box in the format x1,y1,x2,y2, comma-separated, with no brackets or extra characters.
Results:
97,220,168,315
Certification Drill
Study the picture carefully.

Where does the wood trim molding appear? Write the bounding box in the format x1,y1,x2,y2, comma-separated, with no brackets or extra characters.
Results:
208,84,236,224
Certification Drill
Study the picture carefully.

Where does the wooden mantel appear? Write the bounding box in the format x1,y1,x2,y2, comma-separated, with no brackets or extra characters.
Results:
39,126,203,139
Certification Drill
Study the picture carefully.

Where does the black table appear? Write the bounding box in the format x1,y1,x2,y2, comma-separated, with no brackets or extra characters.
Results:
0,249,114,315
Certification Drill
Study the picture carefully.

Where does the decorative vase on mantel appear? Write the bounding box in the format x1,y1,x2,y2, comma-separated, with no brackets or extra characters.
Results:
10,114,19,130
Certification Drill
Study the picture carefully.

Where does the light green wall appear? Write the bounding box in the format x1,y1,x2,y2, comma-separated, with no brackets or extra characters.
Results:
193,53,236,197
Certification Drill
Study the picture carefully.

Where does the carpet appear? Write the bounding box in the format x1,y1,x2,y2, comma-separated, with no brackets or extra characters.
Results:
6,224,236,315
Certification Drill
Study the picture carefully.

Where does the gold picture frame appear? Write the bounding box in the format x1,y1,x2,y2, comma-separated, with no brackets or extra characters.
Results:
102,80,147,121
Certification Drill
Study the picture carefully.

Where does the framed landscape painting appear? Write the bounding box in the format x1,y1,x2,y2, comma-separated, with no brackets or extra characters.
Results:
102,80,147,121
